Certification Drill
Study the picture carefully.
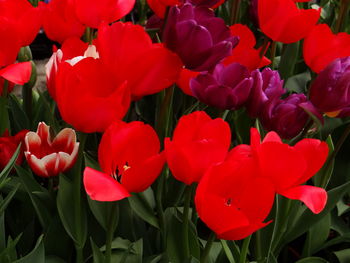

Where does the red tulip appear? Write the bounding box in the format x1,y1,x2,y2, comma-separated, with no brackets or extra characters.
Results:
195,157,275,240
165,111,231,185
84,121,165,201
258,0,320,43
0,0,43,46
55,47,131,133
303,24,350,73
46,37,88,100
74,0,136,28
24,122,79,177
96,22,183,99
223,24,271,70
0,129,28,171
41,0,85,43
0,62,32,95
229,128,329,214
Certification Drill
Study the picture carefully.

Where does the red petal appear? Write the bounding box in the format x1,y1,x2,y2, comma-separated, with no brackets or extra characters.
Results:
258,142,307,191
121,153,165,193
83,167,130,201
176,68,199,96
294,139,329,184
0,62,32,85
280,185,327,214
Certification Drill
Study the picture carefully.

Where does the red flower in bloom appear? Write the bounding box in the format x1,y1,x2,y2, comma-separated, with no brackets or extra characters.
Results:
84,121,165,201
0,130,28,171
24,122,79,177
74,0,136,28
165,111,231,185
46,37,88,100
229,128,329,214
55,45,131,133
0,62,32,95
195,157,275,240
223,24,270,70
303,24,350,73
96,22,182,99
0,0,43,67
258,0,320,43
40,0,85,43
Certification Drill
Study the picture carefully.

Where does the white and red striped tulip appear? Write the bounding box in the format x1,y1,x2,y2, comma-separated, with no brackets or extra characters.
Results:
24,122,79,177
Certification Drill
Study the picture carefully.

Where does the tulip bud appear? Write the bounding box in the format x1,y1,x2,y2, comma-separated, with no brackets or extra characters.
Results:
24,122,79,177
310,57,350,117
190,63,253,110
163,3,239,71
18,46,33,62
261,94,321,139
246,68,285,118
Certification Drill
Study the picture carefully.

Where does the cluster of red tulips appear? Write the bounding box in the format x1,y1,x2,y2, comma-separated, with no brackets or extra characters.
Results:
0,0,350,262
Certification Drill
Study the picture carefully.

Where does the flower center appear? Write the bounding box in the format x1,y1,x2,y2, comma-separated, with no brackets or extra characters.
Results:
111,162,130,183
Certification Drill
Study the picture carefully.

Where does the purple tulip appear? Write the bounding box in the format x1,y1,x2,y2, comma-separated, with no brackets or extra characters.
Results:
310,56,350,117
246,68,285,118
163,3,239,71
261,93,322,139
190,63,253,110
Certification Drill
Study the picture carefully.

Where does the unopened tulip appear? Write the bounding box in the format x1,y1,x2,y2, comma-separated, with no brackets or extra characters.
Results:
246,68,285,118
261,94,322,139
25,122,79,177
163,3,239,71
190,63,253,110
310,57,350,117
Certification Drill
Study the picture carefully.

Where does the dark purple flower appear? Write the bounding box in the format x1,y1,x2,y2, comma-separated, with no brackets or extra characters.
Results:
310,56,350,117
163,3,239,71
190,63,253,110
246,68,285,118
261,93,322,139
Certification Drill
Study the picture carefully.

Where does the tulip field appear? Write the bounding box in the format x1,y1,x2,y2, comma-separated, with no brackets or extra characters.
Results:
0,0,350,262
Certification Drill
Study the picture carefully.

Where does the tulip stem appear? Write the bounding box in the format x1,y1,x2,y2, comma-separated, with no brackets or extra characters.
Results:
239,235,251,263
201,232,216,263
75,246,83,263
22,84,33,125
105,203,119,263
156,168,166,250
230,0,241,24
335,0,349,33
183,184,193,259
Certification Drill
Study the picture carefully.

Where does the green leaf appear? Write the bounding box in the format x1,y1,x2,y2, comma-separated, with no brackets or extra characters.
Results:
279,42,300,79
313,136,334,188
8,94,30,131
303,213,331,256
284,72,311,94
90,237,105,263
128,188,159,229
165,208,200,263
0,183,20,214
0,144,21,187
15,166,52,229
57,173,87,248
280,181,350,250
0,234,22,263
14,235,44,263
334,249,350,263
295,257,328,263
